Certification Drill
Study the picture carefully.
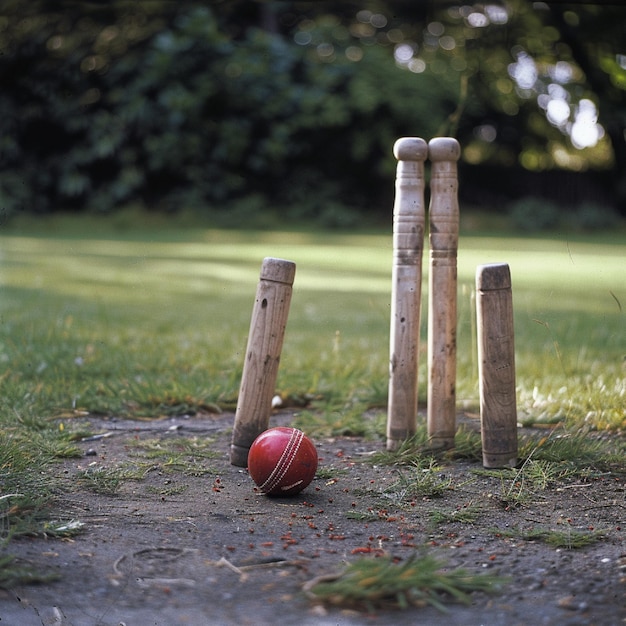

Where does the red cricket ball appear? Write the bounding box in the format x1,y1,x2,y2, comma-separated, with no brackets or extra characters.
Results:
248,427,318,496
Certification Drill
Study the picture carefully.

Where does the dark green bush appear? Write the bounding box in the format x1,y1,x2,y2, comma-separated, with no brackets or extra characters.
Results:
507,197,561,232
570,202,620,231
0,4,458,223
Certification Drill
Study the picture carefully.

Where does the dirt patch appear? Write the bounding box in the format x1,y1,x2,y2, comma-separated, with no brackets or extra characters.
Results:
1,411,624,626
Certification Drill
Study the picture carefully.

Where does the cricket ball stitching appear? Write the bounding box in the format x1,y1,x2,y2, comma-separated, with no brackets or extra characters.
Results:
259,429,303,493
261,430,300,493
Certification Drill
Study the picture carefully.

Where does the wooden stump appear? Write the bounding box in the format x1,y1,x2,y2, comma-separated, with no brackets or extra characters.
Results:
427,137,460,450
230,258,296,467
476,263,518,468
386,137,428,451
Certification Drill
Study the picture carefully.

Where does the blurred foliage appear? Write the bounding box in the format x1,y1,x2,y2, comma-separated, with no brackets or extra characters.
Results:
0,1,624,222
507,197,621,232
507,197,561,232
0,2,457,220
569,201,622,232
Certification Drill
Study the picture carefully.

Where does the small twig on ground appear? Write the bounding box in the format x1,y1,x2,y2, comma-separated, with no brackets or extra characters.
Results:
212,556,246,580
136,576,196,588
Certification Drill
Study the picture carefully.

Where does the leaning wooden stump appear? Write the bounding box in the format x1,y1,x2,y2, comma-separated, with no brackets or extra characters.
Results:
230,258,296,467
476,263,518,468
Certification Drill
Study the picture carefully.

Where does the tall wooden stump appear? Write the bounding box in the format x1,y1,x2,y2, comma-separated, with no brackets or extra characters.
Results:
386,137,428,451
427,137,460,450
476,263,518,468
230,258,296,467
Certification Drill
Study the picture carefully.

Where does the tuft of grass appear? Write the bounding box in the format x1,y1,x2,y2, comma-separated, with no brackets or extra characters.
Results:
381,461,453,503
478,461,562,510
363,425,484,466
315,466,347,480
127,436,219,459
293,404,384,439
364,429,431,467
145,484,189,496
0,491,83,542
494,526,607,549
304,553,508,613
41,519,85,538
448,426,483,462
429,504,483,526
76,467,126,496
126,436,219,477
519,430,624,473
473,429,625,509
0,433,63,537
345,510,381,522
0,552,59,588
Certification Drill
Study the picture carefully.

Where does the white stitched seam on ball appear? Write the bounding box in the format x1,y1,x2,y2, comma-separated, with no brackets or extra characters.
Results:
260,430,303,493
281,480,303,491
260,430,302,493
259,430,299,492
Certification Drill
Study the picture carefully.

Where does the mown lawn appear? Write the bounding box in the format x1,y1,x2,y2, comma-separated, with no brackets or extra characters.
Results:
1,214,623,430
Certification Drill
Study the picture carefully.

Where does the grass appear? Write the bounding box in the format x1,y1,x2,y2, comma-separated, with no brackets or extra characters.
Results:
127,436,220,476
1,213,623,428
493,526,608,549
472,428,625,508
0,428,81,540
429,504,482,526
381,460,453,503
361,425,484,466
0,211,624,568
303,553,508,613
0,553,58,587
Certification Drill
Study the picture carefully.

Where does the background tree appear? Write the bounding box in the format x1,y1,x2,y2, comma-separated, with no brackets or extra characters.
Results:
0,0,623,224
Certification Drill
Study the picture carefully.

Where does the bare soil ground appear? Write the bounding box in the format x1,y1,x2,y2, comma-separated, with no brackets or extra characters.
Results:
1,411,624,626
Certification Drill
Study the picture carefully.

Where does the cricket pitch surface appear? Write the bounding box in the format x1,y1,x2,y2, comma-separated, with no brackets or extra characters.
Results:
1,410,624,625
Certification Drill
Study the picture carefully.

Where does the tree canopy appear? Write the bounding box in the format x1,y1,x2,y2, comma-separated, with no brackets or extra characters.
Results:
1,0,624,223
